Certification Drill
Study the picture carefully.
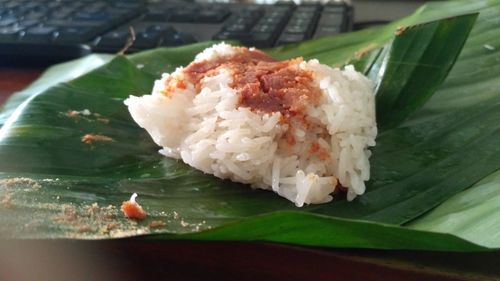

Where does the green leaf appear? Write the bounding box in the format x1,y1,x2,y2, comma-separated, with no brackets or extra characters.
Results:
0,1,497,253
408,170,500,248
373,15,477,130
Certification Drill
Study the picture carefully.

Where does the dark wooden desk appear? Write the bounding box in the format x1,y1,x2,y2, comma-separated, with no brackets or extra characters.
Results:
0,68,41,105
0,68,496,281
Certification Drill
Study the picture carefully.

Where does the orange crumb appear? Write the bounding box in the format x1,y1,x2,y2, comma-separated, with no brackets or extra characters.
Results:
121,193,147,220
176,79,186,89
81,134,114,145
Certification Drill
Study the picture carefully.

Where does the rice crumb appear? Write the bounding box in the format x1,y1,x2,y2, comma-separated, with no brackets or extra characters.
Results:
484,44,495,51
173,211,179,220
180,219,189,227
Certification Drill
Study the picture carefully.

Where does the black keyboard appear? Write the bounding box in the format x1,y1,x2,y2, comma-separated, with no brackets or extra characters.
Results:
0,0,352,62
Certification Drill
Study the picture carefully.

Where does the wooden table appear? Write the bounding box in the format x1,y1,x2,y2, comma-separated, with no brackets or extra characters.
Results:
0,67,498,281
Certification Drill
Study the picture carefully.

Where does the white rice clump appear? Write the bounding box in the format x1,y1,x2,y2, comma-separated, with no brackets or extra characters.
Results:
125,43,376,207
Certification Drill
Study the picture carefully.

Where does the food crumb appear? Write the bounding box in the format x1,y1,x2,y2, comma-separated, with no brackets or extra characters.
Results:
81,134,115,145
354,43,378,59
395,26,409,36
0,177,41,190
484,44,495,51
173,211,179,220
66,110,80,118
121,193,147,220
65,109,91,118
100,223,116,234
97,118,110,124
149,220,166,229
180,219,189,227
77,225,93,233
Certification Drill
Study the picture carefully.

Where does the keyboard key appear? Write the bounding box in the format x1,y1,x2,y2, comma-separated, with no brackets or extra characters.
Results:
287,18,312,27
146,24,175,34
259,16,285,25
21,26,57,42
45,2,62,10
213,31,247,41
169,9,198,22
276,33,306,45
291,11,316,20
196,8,230,23
97,30,130,48
18,19,39,28
73,12,113,22
323,5,346,14
225,23,251,33
161,32,196,46
253,24,278,34
113,2,144,10
133,31,161,48
0,25,23,41
0,17,17,27
0,0,352,59
249,32,274,48
52,7,77,16
241,7,263,18
45,20,105,28
54,26,97,43
23,11,46,21
318,13,344,27
285,24,308,34
143,11,170,21
314,26,341,38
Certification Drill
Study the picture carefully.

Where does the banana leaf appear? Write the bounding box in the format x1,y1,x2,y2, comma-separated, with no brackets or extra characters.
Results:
0,0,499,252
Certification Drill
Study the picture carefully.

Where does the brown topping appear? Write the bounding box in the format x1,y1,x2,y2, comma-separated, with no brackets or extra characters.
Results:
121,194,147,220
81,134,114,145
182,47,277,87
171,47,321,120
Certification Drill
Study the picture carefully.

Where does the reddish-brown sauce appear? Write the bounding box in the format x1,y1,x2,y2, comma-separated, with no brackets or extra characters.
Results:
168,47,321,119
